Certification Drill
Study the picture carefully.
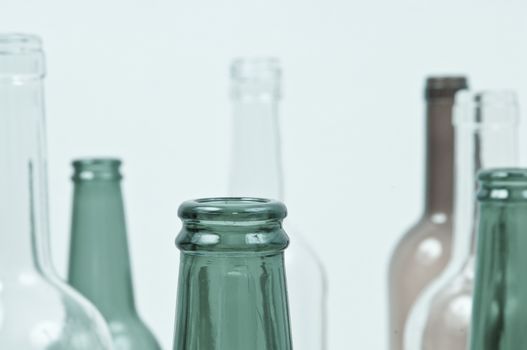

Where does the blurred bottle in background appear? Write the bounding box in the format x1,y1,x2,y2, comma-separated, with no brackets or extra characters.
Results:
388,76,468,350
405,91,519,350
68,159,162,350
228,57,327,350
173,198,293,350
469,168,527,350
0,33,113,349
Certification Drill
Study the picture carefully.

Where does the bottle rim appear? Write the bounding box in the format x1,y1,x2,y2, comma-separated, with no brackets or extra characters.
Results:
479,168,527,185
72,158,122,181
0,33,42,54
179,197,287,222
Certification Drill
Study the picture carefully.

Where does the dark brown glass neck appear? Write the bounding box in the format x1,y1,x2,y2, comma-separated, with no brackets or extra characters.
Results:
424,77,467,215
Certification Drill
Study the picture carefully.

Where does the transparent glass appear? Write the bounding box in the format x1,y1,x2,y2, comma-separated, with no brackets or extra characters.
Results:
228,58,326,350
173,198,293,350
405,91,519,349
388,77,468,350
0,34,113,349
68,159,162,349
470,169,527,349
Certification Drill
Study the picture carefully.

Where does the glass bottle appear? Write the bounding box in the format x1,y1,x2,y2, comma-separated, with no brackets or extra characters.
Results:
173,198,293,350
228,57,326,350
405,91,519,349
67,159,162,350
469,168,527,350
0,33,113,349
388,76,468,350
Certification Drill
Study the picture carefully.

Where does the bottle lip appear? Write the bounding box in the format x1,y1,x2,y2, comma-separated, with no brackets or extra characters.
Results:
479,168,527,185
425,76,468,99
453,90,519,127
179,197,287,222
72,158,122,181
0,33,42,54
230,57,281,100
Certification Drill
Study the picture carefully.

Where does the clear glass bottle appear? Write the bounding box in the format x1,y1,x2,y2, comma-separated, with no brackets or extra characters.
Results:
405,91,519,350
228,57,326,350
67,159,162,350
173,198,293,350
0,33,113,349
388,76,468,350
469,168,527,350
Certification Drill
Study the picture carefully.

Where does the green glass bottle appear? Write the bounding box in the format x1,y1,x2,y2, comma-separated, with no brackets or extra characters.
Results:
67,159,162,350
470,168,527,349
173,198,293,350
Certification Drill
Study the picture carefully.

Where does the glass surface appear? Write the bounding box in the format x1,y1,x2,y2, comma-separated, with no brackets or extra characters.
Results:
0,33,113,349
173,198,293,350
67,159,162,349
228,57,326,350
388,76,468,350
470,169,527,349
405,91,519,350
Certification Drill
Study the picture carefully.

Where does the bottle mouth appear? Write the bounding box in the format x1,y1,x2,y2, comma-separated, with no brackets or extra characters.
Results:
479,168,527,185
425,76,468,99
0,33,45,81
0,33,42,54
178,197,287,222
230,57,281,99
453,90,519,127
72,158,122,181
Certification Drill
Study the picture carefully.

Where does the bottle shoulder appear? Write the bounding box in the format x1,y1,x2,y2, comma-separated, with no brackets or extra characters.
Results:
108,317,162,350
0,272,112,349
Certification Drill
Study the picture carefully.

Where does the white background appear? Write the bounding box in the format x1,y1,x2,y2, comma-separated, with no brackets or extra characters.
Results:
2,0,527,348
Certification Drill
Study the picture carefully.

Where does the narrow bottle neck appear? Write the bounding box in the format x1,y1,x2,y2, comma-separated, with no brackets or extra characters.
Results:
68,179,136,317
174,252,292,350
228,94,283,201
451,93,518,268
424,97,456,215
0,76,53,277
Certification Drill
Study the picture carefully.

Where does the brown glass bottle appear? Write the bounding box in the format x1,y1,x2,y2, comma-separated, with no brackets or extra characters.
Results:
388,76,468,350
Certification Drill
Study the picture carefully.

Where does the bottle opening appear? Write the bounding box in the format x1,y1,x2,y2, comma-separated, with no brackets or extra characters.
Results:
0,33,45,81
72,158,122,181
230,57,281,100
454,90,519,127
0,33,42,54
179,197,287,222
425,76,468,99
479,168,527,185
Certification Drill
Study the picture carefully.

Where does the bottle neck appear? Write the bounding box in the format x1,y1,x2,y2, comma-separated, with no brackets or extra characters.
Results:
451,92,518,269
174,252,292,350
471,194,527,349
0,72,53,277
424,97,456,215
228,93,283,201
68,179,137,317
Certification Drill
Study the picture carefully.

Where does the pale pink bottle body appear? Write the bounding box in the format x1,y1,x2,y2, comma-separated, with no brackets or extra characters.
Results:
388,77,468,350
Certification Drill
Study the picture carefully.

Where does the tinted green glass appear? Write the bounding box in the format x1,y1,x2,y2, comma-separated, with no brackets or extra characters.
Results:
67,159,161,350
470,169,527,349
173,198,293,350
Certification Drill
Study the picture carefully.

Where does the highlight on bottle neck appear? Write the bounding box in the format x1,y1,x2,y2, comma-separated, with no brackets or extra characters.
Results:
477,168,527,202
230,57,281,100
0,33,45,82
72,158,123,181
177,197,289,253
425,76,468,100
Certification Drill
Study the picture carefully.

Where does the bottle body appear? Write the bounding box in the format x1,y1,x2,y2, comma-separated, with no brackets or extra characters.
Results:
68,159,161,350
470,169,527,349
405,91,519,350
388,77,467,349
229,58,326,350
173,198,293,350
0,34,113,349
